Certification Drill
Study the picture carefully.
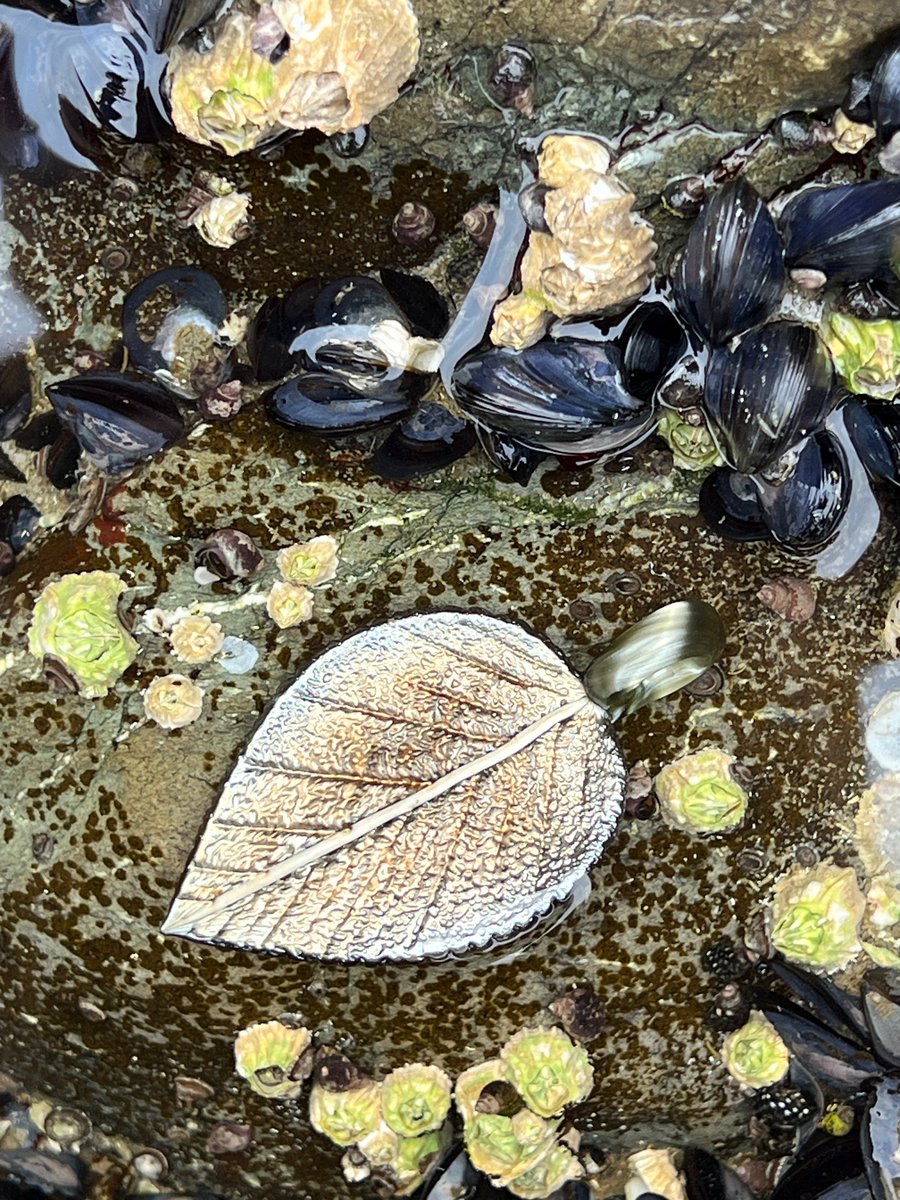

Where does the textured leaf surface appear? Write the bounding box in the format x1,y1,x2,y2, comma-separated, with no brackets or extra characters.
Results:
164,612,624,962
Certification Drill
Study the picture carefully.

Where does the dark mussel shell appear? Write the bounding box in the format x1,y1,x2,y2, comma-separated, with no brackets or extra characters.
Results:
682,1147,755,1200
619,300,689,401
264,371,415,436
251,271,447,392
247,277,323,382
754,432,851,555
376,268,450,339
476,426,547,485
673,177,786,346
0,5,168,172
844,399,900,485
47,371,185,473
0,495,40,553
863,1076,900,1200
44,429,81,489
871,41,900,172
699,466,772,542
770,1134,868,1200
842,70,873,126
861,973,900,1069
370,402,476,481
0,354,31,441
132,0,223,52
778,180,900,284
311,270,448,341
760,1004,878,1093
704,323,835,474
762,956,869,1046
452,338,654,455
122,267,229,396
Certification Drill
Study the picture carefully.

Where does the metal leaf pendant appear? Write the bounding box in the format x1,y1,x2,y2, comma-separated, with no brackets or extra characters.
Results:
164,612,625,962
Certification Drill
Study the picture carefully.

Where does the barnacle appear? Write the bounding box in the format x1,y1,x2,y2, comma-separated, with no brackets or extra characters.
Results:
769,861,866,971
143,674,205,729
276,535,340,587
721,1011,790,1088
822,311,900,399
381,1063,452,1138
654,748,747,834
506,1142,584,1199
499,1026,592,1118
189,189,252,250
464,1109,559,1187
308,1079,383,1146
28,571,139,699
266,580,314,628
625,1147,686,1200
657,409,723,472
169,614,226,664
233,1019,312,1099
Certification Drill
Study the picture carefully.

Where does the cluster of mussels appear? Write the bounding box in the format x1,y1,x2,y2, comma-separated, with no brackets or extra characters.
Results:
703,946,900,1200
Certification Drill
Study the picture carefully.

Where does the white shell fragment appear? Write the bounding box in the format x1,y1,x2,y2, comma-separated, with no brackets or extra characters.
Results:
164,612,625,961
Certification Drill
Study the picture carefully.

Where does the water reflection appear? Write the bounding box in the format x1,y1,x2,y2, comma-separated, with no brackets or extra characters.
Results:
0,0,167,172
0,179,41,357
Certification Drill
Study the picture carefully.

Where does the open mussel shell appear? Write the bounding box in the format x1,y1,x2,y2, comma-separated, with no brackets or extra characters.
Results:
844,399,900,485
704,323,836,475
452,337,655,455
370,402,476,481
476,426,547,484
778,180,900,284
264,372,415,436
583,599,726,719
121,267,229,398
673,177,786,346
47,371,186,472
247,278,323,383
365,268,450,339
619,300,689,401
754,432,851,555
698,467,771,542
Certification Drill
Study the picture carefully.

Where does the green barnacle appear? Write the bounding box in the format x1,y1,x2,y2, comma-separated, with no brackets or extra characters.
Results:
308,1079,383,1147
506,1142,584,1199
28,570,139,699
721,1010,790,1088
392,1127,451,1196
381,1063,452,1138
769,862,866,971
822,311,900,399
233,1019,312,1100
654,747,748,835
657,408,724,472
464,1109,559,1187
499,1027,592,1118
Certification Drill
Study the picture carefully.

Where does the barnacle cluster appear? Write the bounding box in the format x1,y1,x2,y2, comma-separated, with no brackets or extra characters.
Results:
167,0,420,156
490,134,656,350
455,1027,591,1198
267,534,340,629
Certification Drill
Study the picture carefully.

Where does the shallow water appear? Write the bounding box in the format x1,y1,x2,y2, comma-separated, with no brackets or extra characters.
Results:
1,2,900,1198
